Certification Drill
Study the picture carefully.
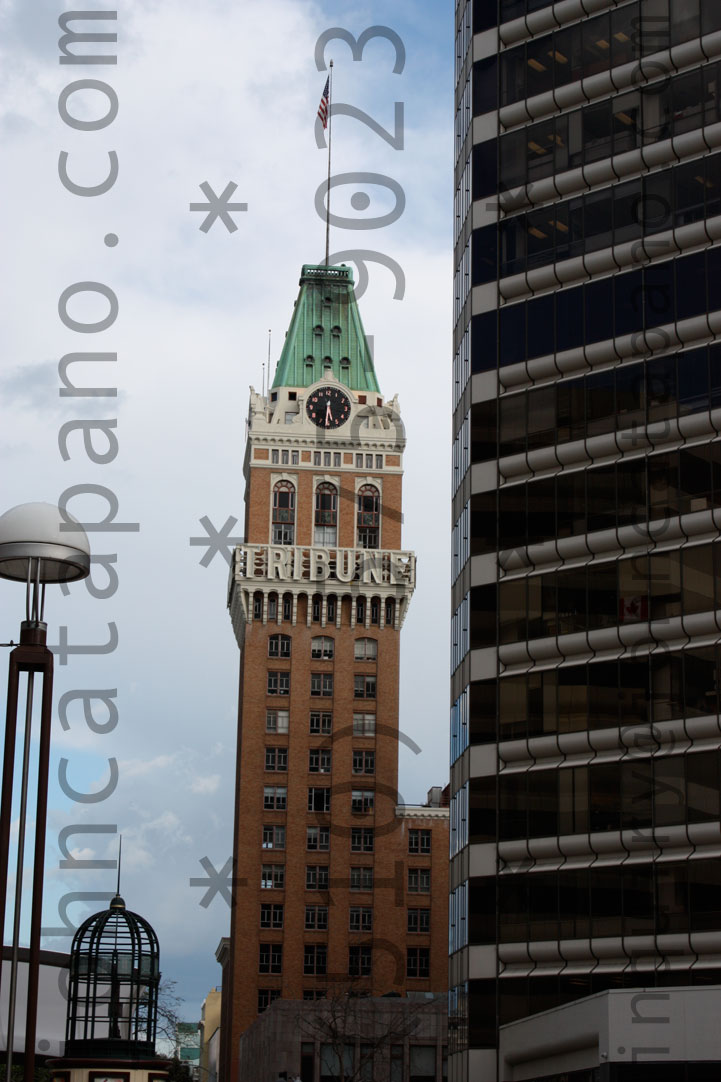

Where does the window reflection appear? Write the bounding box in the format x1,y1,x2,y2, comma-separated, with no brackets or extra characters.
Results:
500,62,720,193
499,150,721,278
498,246,721,368
490,346,721,466
488,649,719,745
500,3,711,109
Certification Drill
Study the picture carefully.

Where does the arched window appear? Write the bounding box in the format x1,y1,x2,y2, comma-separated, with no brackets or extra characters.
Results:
315,483,338,545
385,598,395,625
354,638,377,661
268,634,291,659
282,593,293,621
253,592,263,620
311,636,334,660
357,485,380,549
272,481,295,544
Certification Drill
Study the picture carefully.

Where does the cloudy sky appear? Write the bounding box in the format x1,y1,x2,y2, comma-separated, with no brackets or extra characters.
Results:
0,0,453,1020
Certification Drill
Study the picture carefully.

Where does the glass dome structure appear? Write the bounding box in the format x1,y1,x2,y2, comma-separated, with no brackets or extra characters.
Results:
65,894,161,1059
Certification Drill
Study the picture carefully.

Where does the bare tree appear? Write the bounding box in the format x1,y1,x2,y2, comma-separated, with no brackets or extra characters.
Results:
297,982,439,1082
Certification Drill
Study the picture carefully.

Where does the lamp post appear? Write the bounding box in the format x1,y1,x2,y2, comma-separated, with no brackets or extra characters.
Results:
0,502,90,1079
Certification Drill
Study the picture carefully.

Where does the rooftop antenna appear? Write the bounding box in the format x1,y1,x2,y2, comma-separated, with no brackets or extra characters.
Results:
116,834,122,896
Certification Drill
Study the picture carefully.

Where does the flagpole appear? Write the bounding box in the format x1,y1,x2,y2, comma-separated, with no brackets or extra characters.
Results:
325,59,333,267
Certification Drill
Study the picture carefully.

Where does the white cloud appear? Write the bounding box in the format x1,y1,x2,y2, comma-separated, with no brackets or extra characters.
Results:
0,0,452,1019
190,774,221,795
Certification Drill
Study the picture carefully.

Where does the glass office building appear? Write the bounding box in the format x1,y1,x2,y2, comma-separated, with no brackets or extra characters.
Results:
451,2,721,1079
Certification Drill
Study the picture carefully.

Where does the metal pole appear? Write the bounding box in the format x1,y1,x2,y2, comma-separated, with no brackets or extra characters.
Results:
325,59,333,267
5,668,35,1077
24,646,54,1080
0,651,20,985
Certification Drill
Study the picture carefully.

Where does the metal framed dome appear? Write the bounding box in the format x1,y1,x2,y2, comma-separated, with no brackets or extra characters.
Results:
65,894,161,1059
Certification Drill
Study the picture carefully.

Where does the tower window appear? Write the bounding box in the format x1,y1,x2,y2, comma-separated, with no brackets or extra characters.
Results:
311,636,334,660
311,673,334,697
310,711,332,734
303,944,327,975
354,675,376,699
357,484,380,548
351,789,375,814
406,947,430,978
317,481,338,526
348,944,372,976
268,634,291,658
354,638,377,661
272,481,295,544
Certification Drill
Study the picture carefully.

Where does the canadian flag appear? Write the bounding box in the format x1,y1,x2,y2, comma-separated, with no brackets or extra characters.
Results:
619,595,648,622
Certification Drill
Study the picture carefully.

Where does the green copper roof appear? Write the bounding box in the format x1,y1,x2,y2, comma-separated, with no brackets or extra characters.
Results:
271,264,380,393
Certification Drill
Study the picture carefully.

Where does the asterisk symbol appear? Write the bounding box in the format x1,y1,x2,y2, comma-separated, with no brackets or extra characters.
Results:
189,515,244,567
190,856,241,908
190,181,248,233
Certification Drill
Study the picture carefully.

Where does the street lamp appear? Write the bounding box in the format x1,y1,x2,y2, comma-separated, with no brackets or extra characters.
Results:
0,502,90,1078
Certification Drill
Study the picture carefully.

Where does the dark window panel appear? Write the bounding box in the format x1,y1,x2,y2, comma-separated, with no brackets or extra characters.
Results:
584,275,613,345
471,311,498,373
471,491,497,555
472,223,498,285
643,259,674,329
670,0,700,47
474,0,498,33
469,777,496,842
676,252,706,323
526,292,554,359
707,246,721,312
499,302,526,366
471,399,497,462
499,129,526,192
469,680,496,745
473,139,498,200
470,584,497,650
555,286,583,354
473,56,498,116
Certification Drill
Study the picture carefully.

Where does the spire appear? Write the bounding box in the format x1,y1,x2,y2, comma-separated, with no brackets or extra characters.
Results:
271,264,380,393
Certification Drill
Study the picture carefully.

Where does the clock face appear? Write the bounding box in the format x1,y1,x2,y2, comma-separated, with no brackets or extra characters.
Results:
306,386,351,429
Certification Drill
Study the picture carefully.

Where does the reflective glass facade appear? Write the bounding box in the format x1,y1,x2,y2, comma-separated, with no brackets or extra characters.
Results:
452,2,721,1080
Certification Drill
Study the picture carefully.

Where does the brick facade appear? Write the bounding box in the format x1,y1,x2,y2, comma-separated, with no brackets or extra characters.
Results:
220,266,448,1082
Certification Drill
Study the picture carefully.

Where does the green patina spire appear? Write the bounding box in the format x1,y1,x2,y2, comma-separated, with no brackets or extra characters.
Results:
271,264,380,393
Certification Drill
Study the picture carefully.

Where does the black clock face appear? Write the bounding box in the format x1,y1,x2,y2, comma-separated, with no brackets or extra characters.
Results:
306,386,351,429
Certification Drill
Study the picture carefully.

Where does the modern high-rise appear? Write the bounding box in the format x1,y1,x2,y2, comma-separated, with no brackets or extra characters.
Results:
452,2,721,1080
220,264,449,1082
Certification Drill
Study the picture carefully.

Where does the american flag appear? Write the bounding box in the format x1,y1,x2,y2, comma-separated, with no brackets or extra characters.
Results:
317,76,330,128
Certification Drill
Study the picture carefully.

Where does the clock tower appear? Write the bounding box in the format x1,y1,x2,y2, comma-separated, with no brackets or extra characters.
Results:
220,264,449,1081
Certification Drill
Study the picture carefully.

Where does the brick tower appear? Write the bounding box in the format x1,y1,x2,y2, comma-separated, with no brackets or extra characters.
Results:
220,264,448,1081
